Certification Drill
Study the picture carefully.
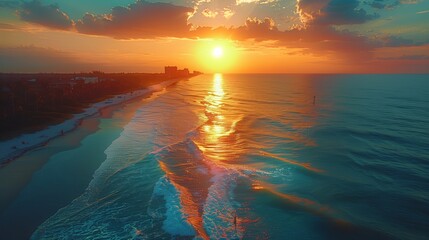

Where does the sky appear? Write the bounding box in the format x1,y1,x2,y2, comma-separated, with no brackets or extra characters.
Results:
0,0,428,73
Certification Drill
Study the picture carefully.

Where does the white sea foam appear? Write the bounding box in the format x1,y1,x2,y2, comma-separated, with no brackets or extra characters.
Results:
152,176,196,236
202,166,243,240
0,78,182,164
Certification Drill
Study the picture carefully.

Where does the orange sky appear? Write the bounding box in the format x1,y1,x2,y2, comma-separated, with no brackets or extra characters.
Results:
0,0,428,73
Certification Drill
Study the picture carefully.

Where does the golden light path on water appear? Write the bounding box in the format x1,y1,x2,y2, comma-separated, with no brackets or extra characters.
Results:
158,74,338,239
197,73,247,165
159,74,250,239
203,73,226,141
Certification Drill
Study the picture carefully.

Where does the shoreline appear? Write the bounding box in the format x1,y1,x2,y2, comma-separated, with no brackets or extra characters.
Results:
0,95,149,239
0,77,186,165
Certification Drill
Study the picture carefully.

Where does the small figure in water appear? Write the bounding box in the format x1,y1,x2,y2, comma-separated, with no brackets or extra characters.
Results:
313,95,316,105
61,130,64,135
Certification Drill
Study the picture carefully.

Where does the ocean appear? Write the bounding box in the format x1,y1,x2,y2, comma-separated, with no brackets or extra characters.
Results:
1,74,428,239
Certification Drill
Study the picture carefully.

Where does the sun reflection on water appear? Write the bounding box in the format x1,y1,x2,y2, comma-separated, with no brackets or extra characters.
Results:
202,74,227,140
213,73,225,97
154,74,330,239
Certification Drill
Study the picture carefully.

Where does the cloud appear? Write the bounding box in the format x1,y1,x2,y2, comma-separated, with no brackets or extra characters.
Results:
236,0,261,4
191,17,279,41
0,46,96,72
0,22,18,30
191,17,375,61
202,8,219,18
367,0,400,9
400,0,420,4
200,7,235,19
375,35,415,47
70,0,411,61
11,0,420,63
245,17,277,31
189,0,275,28
378,54,429,60
17,0,73,30
296,0,377,26
417,10,429,14
75,0,193,39
223,8,235,19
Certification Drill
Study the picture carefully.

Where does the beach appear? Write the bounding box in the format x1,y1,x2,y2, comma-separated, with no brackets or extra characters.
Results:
0,77,185,239
0,78,183,165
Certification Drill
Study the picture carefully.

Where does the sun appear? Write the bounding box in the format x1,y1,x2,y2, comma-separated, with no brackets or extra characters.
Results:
196,40,238,72
212,46,224,59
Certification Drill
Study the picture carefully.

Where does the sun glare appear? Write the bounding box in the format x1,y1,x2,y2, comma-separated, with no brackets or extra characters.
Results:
212,47,224,59
196,40,238,73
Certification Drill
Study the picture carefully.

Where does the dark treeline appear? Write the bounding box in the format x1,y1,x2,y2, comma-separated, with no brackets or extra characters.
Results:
0,71,197,139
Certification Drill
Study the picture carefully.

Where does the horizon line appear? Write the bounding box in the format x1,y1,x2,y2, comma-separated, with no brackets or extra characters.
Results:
1,72,429,75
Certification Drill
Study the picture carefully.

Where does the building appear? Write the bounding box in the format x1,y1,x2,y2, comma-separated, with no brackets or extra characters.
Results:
164,66,191,78
177,68,189,76
164,66,178,78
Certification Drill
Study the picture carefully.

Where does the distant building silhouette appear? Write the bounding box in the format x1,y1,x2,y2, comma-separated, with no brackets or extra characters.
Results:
164,66,178,78
164,66,191,78
178,68,189,76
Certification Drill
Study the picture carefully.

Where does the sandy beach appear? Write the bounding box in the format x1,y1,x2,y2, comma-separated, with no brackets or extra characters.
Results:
0,77,185,239
0,78,182,165
0,100,146,239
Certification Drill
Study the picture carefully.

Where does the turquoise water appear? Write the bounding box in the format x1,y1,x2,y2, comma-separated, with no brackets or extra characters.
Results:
1,74,429,239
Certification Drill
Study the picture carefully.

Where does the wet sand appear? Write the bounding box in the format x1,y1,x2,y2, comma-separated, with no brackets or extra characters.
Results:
0,77,186,163
0,92,157,239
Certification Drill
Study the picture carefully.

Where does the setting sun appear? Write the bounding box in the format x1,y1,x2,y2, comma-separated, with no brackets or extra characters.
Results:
212,47,224,59
195,40,238,73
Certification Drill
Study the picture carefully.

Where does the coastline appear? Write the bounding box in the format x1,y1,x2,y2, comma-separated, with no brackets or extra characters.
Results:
0,77,185,165
0,94,151,239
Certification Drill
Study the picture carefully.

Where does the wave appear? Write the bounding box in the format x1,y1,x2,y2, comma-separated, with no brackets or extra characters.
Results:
29,74,429,240
152,176,195,236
